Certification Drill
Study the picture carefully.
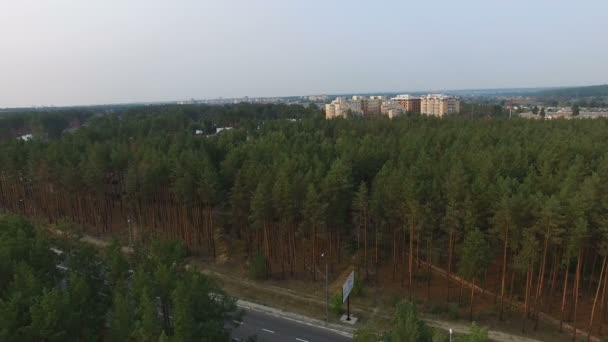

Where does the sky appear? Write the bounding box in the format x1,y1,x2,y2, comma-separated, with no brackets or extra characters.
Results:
1,0,607,107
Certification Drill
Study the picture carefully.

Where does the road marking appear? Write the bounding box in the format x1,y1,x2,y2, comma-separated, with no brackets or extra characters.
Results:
296,338,309,342
233,320,243,325
261,328,275,333
236,303,353,338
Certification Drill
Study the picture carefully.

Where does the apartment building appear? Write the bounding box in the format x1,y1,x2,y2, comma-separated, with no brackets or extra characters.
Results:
392,95,421,113
325,97,364,119
420,94,460,117
326,94,458,119
381,100,404,118
366,96,385,115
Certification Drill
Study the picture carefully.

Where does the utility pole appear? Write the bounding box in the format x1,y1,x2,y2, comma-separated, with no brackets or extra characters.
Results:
326,260,329,323
127,218,133,248
322,252,329,323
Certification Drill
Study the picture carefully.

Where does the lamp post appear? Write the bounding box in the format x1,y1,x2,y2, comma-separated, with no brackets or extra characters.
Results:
449,328,453,342
321,252,328,323
127,218,132,248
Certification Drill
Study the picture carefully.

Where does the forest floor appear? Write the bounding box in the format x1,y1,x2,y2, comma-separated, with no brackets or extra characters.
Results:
192,259,573,342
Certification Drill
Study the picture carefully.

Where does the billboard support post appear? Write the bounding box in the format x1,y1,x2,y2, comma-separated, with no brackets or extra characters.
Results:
347,296,350,320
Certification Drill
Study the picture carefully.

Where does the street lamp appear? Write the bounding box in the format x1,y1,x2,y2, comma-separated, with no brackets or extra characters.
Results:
449,328,453,342
321,252,328,323
127,218,132,248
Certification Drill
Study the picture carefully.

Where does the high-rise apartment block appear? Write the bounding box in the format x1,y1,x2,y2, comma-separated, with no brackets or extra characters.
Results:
420,94,460,117
325,97,364,119
392,95,421,113
325,94,459,119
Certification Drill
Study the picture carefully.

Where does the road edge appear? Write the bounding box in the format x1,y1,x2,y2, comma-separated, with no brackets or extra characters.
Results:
236,299,355,338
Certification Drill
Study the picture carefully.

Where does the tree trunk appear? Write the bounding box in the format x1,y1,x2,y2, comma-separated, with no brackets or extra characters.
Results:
523,264,532,333
599,256,608,335
392,228,397,281
560,261,571,332
427,236,432,301
533,234,550,330
375,223,378,283
470,278,476,321
459,277,464,304
572,251,583,342
500,227,509,320
447,231,453,302
587,255,606,341
548,250,559,311
508,270,516,316
312,223,316,281
364,212,368,279
409,222,414,300
399,228,404,286
587,251,598,300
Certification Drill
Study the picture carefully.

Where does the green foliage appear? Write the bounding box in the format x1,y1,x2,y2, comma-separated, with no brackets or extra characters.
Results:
330,293,344,315
390,301,432,342
249,254,268,280
5,103,608,342
109,291,133,342
572,104,580,116
353,327,379,342
458,322,489,342
458,227,490,282
0,214,236,341
432,329,448,342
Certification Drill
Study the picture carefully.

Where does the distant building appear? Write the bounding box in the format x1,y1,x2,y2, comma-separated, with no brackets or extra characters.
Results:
420,94,460,117
381,100,404,118
307,95,330,102
392,95,421,113
366,96,385,115
325,97,363,119
216,127,233,134
17,134,33,141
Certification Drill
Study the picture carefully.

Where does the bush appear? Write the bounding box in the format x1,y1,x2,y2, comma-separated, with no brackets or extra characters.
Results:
432,329,448,342
459,322,488,342
249,254,267,280
330,293,344,315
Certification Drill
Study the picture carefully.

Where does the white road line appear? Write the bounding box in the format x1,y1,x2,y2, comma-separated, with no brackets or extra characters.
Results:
296,338,309,342
261,328,275,333
236,303,353,338
233,320,243,325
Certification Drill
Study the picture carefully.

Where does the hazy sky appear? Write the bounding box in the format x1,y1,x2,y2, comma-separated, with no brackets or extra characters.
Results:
1,0,607,107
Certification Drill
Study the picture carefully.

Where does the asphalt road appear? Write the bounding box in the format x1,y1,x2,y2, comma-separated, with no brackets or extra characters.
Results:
229,307,353,342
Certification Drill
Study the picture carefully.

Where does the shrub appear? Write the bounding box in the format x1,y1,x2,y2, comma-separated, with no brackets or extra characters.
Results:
432,329,448,342
330,293,344,315
249,254,267,280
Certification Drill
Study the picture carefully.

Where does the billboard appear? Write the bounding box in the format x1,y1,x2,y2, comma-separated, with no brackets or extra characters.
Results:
342,271,354,303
